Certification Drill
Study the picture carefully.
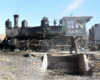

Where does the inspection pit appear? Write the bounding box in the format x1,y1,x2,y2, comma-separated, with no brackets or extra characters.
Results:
42,54,89,75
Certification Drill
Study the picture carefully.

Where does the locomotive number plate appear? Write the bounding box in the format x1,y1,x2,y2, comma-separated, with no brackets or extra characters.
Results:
67,30,82,33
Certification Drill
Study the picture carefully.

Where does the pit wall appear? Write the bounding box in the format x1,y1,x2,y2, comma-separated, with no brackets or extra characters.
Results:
79,54,89,74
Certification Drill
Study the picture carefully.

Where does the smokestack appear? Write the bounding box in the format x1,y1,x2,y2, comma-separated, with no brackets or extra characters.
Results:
14,15,19,28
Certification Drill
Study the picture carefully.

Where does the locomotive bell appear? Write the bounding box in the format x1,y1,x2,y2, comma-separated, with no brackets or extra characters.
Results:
14,15,19,28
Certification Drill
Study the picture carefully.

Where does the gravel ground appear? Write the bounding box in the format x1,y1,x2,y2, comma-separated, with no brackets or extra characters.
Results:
0,51,100,80
0,51,44,80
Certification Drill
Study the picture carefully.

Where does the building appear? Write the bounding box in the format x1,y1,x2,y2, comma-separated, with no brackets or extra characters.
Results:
1,34,6,41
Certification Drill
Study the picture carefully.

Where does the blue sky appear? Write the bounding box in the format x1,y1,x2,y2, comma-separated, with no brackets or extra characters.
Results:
0,0,99,34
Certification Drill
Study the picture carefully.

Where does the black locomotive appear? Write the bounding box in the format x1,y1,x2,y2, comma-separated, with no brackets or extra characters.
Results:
4,15,93,51
88,23,100,50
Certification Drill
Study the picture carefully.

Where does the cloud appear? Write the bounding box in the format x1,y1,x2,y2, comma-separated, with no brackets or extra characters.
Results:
62,0,83,17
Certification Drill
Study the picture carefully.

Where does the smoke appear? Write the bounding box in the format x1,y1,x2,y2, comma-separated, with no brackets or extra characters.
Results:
62,0,83,17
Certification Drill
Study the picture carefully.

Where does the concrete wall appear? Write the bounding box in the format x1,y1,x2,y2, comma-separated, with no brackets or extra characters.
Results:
79,54,89,74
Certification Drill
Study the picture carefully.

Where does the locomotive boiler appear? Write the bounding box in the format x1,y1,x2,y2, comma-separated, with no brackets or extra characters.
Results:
5,15,93,51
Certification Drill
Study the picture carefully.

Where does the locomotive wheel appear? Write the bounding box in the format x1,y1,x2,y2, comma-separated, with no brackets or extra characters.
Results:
29,39,40,51
17,42,26,51
41,40,51,51
16,40,26,51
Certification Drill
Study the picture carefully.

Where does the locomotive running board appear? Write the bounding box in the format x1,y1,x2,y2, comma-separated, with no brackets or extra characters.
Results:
42,53,89,75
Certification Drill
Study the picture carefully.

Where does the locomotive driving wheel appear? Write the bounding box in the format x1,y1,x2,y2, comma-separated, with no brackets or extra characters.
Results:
29,39,40,51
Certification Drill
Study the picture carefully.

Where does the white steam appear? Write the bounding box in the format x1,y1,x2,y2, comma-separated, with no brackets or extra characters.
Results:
62,0,83,17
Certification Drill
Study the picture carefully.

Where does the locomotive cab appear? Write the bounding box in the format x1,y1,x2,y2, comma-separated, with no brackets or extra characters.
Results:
56,16,93,49
61,16,93,39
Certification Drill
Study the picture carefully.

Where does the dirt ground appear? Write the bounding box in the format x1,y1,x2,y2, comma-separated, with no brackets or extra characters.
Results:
0,50,100,80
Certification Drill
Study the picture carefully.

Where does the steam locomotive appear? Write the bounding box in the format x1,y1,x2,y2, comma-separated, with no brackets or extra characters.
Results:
4,15,93,51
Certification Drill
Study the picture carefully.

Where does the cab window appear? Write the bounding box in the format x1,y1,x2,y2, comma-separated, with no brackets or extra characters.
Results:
76,20,84,28
62,19,65,27
68,21,74,28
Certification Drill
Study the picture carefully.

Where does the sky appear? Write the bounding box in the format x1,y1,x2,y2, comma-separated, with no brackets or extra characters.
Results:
0,0,100,34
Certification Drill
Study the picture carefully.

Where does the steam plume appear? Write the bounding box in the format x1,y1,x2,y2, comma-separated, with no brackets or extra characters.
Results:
62,0,83,17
